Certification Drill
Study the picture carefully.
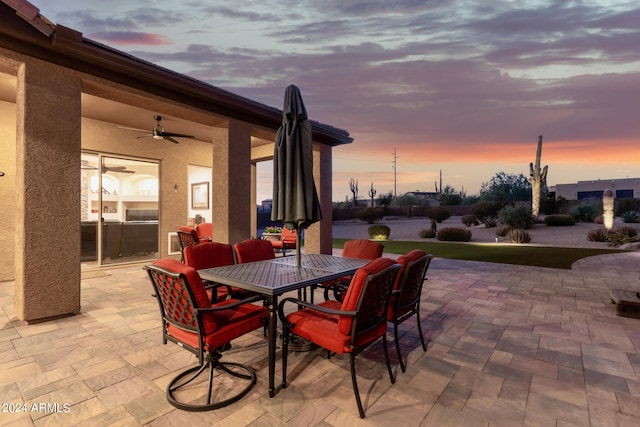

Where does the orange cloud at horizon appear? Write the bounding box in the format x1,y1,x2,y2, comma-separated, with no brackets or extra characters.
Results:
338,136,640,166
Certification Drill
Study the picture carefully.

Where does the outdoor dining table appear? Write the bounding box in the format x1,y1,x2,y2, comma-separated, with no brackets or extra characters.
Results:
198,253,370,397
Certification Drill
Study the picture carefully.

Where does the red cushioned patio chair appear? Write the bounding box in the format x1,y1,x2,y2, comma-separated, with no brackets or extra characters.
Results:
270,227,297,256
278,257,401,418
145,258,268,411
315,238,384,302
387,249,433,372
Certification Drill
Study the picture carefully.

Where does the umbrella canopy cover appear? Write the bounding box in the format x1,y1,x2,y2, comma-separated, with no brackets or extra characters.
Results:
271,84,322,231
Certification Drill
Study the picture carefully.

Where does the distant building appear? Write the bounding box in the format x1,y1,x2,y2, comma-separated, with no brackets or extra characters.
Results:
552,178,640,200
260,199,273,211
404,191,440,206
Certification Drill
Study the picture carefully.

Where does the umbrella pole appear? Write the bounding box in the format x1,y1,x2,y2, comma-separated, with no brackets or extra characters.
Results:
296,231,301,268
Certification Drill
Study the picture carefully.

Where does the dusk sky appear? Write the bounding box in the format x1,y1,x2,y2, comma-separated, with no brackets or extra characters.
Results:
35,0,640,202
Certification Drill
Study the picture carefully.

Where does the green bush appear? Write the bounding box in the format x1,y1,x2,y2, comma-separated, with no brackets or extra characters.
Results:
368,224,390,240
615,198,640,216
471,201,502,220
620,211,640,223
587,228,609,242
543,214,576,226
506,228,531,244
461,214,478,227
495,224,512,237
418,228,436,238
426,206,451,223
356,207,385,224
569,202,598,223
437,227,472,242
498,205,533,229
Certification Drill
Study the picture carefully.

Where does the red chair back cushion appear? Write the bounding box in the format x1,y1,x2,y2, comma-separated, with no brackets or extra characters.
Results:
177,226,199,245
281,227,297,244
152,258,218,334
342,239,383,260
393,249,427,291
234,239,275,263
183,242,235,270
195,222,213,239
339,257,398,335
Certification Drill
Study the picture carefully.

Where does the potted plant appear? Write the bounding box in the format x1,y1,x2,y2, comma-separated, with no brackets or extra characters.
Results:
262,226,282,241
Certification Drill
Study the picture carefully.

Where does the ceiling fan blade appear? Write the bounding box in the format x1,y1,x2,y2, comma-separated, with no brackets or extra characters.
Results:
162,132,195,139
118,125,149,133
164,136,181,144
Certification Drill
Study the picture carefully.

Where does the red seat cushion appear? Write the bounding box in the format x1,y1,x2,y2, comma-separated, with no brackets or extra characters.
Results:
167,299,268,351
287,300,387,354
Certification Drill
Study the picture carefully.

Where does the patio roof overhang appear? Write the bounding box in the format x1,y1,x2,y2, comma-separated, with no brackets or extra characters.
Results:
0,0,353,147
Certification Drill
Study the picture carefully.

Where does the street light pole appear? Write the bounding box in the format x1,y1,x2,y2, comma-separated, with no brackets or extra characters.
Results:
391,148,397,199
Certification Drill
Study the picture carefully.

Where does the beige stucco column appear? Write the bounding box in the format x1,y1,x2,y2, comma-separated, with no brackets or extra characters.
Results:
211,120,252,244
305,143,332,254
15,59,81,322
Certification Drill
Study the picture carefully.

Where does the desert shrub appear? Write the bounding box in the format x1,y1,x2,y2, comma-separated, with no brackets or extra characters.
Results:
543,214,576,226
426,206,451,223
482,215,498,228
495,224,512,237
621,211,640,223
461,214,478,227
472,201,502,220
356,207,385,224
437,227,472,242
607,226,639,247
615,198,640,216
613,225,637,238
587,228,609,242
418,228,436,238
368,224,390,240
498,205,533,229
506,228,531,244
569,202,598,223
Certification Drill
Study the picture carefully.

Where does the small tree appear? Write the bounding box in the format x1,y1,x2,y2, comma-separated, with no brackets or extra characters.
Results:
377,191,393,206
479,171,531,206
438,185,464,206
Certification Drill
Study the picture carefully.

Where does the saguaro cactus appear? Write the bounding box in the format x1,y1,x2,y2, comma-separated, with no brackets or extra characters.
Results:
349,178,358,206
369,182,376,207
529,135,548,221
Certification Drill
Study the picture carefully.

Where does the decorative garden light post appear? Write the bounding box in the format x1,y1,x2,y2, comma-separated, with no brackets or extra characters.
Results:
603,188,614,230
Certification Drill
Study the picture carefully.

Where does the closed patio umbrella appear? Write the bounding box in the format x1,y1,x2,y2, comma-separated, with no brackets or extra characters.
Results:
271,84,322,267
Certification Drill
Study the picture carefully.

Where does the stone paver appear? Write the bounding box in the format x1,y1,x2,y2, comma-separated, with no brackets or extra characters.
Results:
1,249,640,425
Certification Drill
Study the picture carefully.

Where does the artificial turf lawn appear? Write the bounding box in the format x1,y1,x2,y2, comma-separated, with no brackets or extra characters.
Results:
332,238,625,269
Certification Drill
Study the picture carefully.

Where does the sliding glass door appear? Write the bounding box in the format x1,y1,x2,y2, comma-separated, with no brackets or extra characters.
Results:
81,153,159,267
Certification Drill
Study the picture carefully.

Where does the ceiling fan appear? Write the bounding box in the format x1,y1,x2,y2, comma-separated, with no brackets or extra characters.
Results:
103,165,135,174
119,115,195,144
81,165,135,174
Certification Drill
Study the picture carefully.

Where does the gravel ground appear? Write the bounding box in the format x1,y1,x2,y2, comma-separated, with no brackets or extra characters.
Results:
332,215,640,249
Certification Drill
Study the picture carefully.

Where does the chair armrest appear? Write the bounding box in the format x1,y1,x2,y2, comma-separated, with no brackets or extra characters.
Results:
196,294,265,313
277,297,356,326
